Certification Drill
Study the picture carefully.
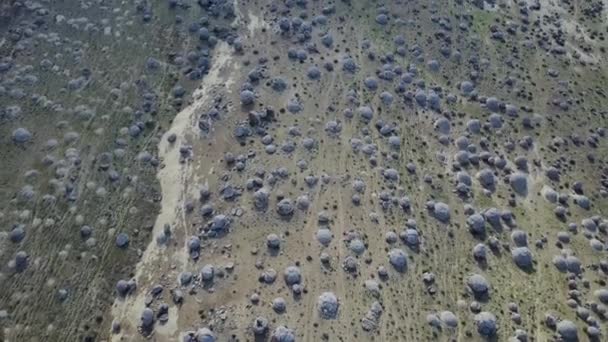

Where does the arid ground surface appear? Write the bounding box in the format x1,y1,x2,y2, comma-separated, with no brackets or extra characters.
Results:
1,0,608,341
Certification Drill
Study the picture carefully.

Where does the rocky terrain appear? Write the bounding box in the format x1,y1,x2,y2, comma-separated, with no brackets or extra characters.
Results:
1,0,608,341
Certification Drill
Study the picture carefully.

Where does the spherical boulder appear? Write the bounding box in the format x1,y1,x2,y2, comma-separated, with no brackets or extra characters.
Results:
509,172,528,195
12,127,32,144
511,247,533,269
240,90,255,105
388,248,408,272
440,311,458,328
317,292,339,319
467,274,490,298
271,326,295,342
277,198,294,216
195,327,216,342
474,311,497,336
433,202,450,222
556,320,577,341
284,266,302,285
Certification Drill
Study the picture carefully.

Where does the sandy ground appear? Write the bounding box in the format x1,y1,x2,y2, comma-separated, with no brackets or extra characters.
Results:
2,1,608,342
108,1,607,341
110,40,240,341
109,4,266,340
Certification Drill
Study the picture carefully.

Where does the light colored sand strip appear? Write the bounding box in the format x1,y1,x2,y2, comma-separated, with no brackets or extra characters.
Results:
110,41,236,341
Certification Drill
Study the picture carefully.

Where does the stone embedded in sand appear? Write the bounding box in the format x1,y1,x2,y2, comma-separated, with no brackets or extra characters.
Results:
460,81,474,94
116,279,132,297
594,289,608,304
296,195,310,210
111,320,121,334
363,77,378,90
505,104,518,117
385,231,398,244
14,250,28,272
402,229,420,246
380,91,394,105
349,239,366,255
277,198,295,216
307,66,321,80
467,119,481,134
271,77,287,92
321,33,333,47
511,247,533,269
361,301,383,331
316,228,332,245
477,169,495,189
179,272,193,286
383,168,399,181
342,57,357,73
284,266,302,285
454,150,470,166
473,243,487,260
188,236,201,255
352,179,366,193
357,106,373,122
210,214,229,231
427,59,440,72
413,89,426,106
194,327,216,342
457,171,472,186
252,317,268,335
317,292,339,319
509,172,528,195
474,311,497,336
587,326,601,338
556,320,578,341
434,118,450,135
557,231,571,244
261,269,277,284
141,307,154,328
115,233,129,248
485,97,500,112
467,274,490,298
543,187,558,203
271,326,295,342
200,204,214,217
388,136,400,149
388,248,408,272
467,214,486,235
511,230,528,247
433,202,450,222
201,264,214,281
278,17,290,32
427,313,441,328
272,297,286,313
364,279,381,297
488,113,503,129
287,98,302,113
376,13,389,25
582,218,597,232
9,225,25,243
12,127,32,144
440,311,458,328
573,195,590,210
565,255,582,274
266,234,280,249
324,120,342,135
240,90,255,105
545,166,560,181
253,188,270,210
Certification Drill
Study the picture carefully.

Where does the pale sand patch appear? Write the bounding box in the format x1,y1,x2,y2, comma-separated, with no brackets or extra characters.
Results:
247,11,269,36
110,41,237,341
